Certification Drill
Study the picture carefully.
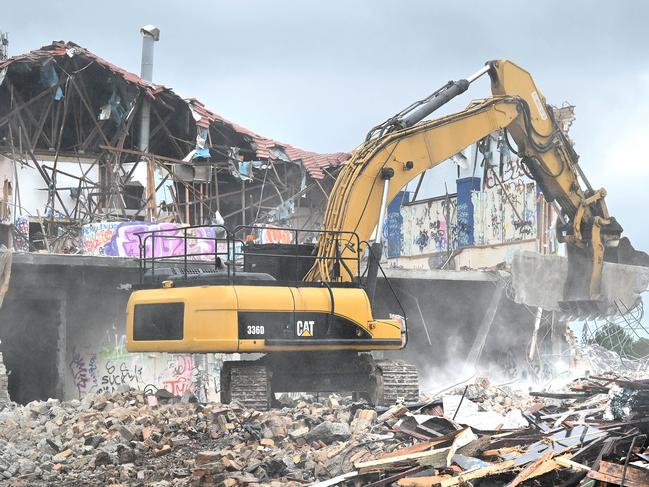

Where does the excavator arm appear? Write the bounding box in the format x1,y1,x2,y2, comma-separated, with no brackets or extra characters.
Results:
488,60,624,310
307,60,644,314
305,96,522,280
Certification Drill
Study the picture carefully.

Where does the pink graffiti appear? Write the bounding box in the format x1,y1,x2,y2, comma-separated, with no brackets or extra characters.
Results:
103,222,217,258
162,377,195,396
162,355,195,396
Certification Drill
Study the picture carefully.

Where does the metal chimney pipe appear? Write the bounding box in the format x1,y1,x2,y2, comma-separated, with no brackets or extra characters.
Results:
138,25,160,152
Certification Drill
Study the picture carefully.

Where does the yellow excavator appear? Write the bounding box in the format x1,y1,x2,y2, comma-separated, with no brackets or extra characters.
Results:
125,60,645,409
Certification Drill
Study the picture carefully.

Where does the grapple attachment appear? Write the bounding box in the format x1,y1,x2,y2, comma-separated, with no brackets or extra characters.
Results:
511,247,649,321
559,238,649,320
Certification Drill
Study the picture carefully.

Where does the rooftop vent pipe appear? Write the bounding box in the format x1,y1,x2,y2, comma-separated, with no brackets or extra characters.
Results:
138,25,160,152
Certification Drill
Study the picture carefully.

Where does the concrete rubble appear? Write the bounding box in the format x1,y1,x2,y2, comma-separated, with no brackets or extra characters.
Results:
511,250,649,313
0,375,647,486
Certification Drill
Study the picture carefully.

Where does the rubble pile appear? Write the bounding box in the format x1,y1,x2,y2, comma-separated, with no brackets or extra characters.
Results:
318,375,649,486
0,375,647,486
0,387,406,486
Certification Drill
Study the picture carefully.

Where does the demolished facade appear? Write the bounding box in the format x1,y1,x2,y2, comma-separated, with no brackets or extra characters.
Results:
0,40,349,404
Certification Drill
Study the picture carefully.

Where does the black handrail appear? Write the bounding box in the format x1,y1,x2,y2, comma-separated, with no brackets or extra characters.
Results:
135,224,230,284
232,224,362,282
134,224,376,294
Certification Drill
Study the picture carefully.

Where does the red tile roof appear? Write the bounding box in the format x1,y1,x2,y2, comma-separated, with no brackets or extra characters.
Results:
0,41,349,179
0,41,169,99
186,99,349,179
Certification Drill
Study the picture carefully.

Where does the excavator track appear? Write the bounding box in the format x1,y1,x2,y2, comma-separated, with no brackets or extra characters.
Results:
221,354,419,410
371,359,419,405
220,361,271,410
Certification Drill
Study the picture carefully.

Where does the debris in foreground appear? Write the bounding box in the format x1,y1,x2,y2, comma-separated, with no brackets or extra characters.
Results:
0,374,648,486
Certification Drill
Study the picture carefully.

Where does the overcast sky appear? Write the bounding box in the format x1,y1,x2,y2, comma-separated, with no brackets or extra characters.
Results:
4,0,649,250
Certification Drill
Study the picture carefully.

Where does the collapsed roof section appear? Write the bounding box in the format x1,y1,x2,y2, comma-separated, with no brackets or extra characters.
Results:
0,41,348,178
0,41,348,249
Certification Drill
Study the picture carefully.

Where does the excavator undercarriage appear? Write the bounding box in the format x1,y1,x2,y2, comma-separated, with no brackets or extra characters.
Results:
221,353,419,410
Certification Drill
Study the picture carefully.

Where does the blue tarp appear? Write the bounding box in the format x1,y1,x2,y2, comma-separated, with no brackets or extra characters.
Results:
41,63,63,101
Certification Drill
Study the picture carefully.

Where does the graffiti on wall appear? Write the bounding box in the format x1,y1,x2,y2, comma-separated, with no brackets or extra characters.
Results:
13,215,30,251
473,179,537,245
69,331,145,395
401,197,458,256
260,227,293,245
67,328,225,401
81,221,219,258
99,358,144,392
397,158,538,258
81,222,117,255
69,347,91,396
385,192,408,258
160,355,195,396
484,158,527,189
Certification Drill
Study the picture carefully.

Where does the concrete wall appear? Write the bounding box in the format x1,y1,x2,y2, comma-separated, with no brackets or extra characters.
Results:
401,196,457,256
375,273,557,387
0,254,229,403
472,180,537,245
393,240,539,271
0,254,562,402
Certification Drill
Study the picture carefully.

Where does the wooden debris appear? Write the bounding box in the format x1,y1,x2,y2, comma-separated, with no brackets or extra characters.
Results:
378,440,439,459
436,459,517,487
555,455,591,472
377,404,408,425
397,474,451,486
309,471,360,486
505,451,555,487
446,428,478,466
355,447,451,474
586,460,649,486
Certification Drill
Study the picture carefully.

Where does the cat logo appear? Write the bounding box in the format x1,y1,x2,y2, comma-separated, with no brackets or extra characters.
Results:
296,320,315,337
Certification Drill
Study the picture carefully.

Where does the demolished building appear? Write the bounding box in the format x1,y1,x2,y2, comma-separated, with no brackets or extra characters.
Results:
0,40,348,254
0,40,604,406
0,40,349,403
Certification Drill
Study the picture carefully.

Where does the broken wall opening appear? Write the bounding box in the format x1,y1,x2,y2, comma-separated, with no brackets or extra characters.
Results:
0,296,60,403
0,253,232,403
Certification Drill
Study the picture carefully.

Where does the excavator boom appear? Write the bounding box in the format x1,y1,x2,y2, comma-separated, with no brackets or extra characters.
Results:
307,60,646,316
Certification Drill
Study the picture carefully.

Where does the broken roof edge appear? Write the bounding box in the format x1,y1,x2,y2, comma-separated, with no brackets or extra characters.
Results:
1,40,350,179
184,98,349,179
